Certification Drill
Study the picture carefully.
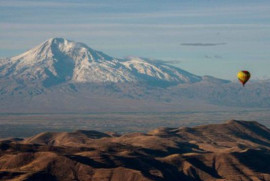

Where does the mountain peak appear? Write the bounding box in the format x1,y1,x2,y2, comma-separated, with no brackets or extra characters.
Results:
47,37,72,47
46,37,80,45
1,38,204,86
11,37,111,62
44,37,89,55
46,37,88,52
48,37,67,42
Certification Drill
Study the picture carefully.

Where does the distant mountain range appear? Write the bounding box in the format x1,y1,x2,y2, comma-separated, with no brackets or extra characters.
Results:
1,120,270,181
0,38,202,86
0,38,269,112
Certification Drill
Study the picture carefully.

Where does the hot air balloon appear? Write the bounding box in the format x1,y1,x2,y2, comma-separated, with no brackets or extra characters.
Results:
237,70,250,86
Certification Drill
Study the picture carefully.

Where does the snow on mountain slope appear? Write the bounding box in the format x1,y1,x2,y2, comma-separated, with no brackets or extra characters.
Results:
122,57,201,83
0,38,202,86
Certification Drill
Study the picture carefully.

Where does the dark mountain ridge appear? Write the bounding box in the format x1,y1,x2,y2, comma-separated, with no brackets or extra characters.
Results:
1,120,270,181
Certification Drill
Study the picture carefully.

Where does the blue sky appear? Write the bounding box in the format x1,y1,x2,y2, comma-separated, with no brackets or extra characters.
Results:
1,0,270,80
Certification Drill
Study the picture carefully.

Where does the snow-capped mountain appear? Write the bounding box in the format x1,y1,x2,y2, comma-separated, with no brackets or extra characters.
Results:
0,38,201,87
1,38,270,112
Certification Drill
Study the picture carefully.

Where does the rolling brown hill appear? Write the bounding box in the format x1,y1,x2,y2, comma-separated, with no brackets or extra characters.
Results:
1,120,270,181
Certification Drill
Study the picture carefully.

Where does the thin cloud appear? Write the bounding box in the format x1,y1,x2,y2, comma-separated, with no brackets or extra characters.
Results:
181,42,226,46
2,23,270,29
139,57,182,65
0,0,107,8
204,55,223,59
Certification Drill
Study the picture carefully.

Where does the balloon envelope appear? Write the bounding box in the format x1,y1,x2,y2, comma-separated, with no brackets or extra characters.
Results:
237,71,250,86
